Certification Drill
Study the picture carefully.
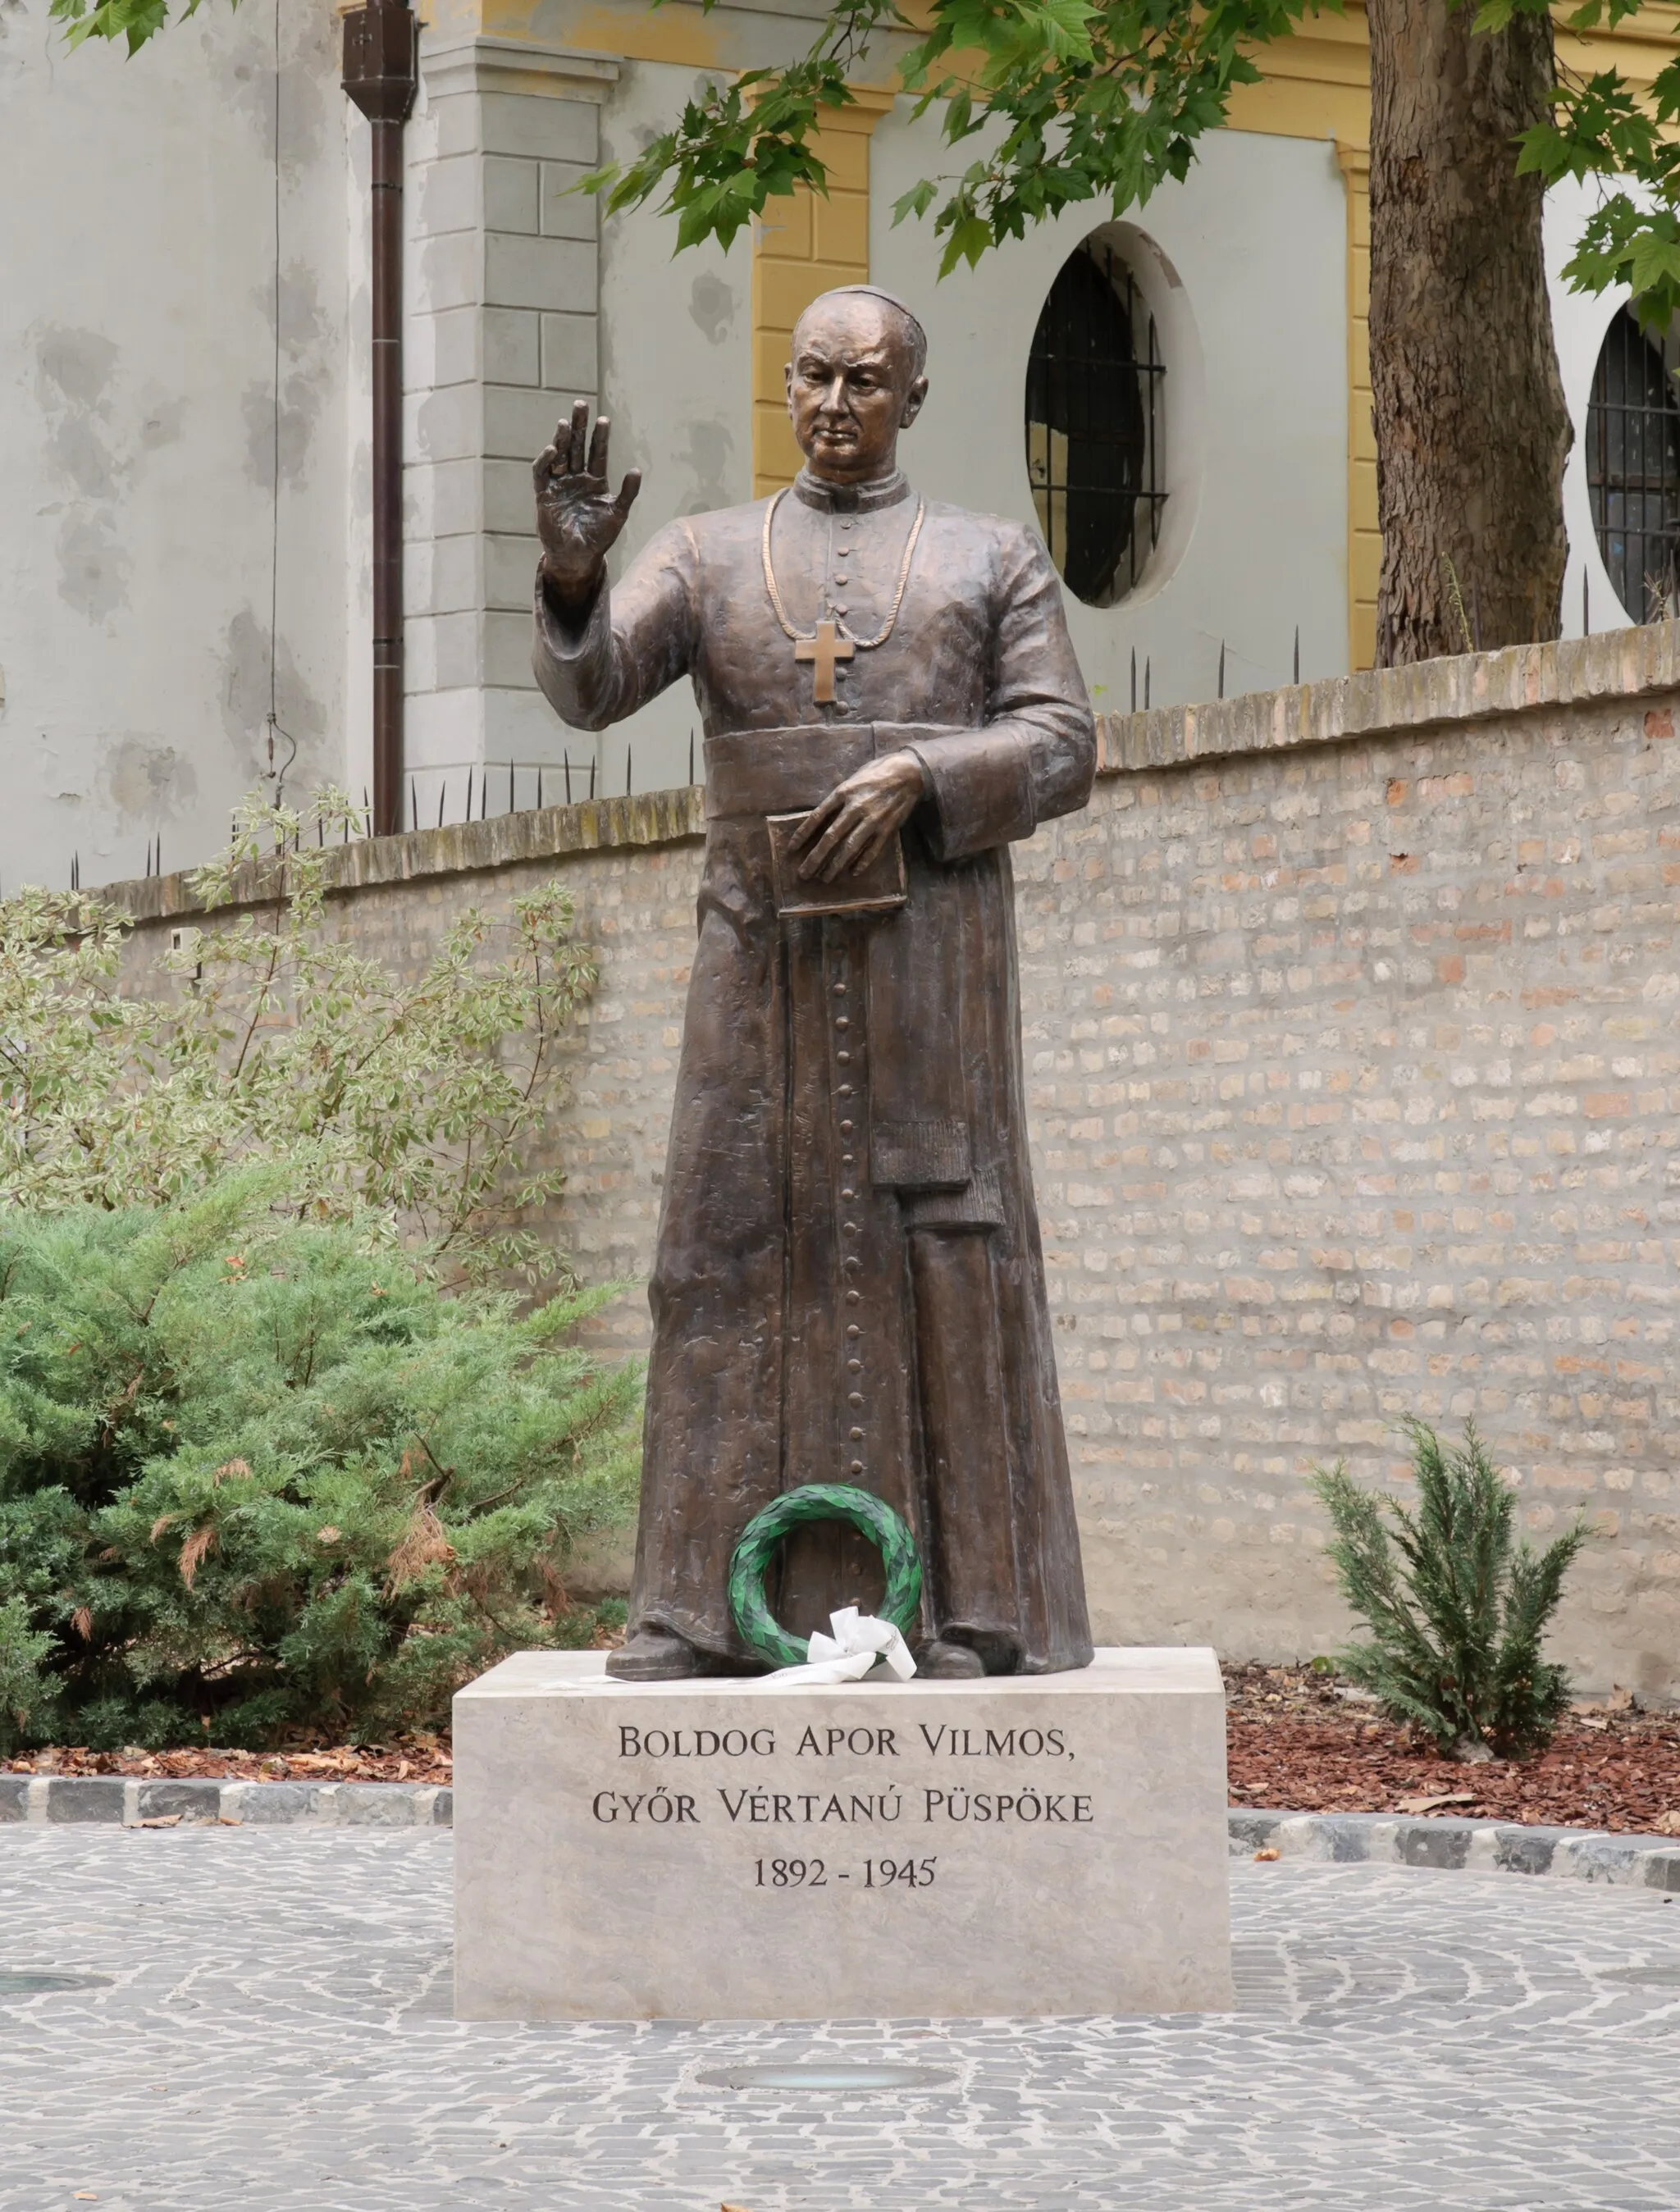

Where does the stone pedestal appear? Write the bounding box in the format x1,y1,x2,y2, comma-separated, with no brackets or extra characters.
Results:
453,1646,1232,2022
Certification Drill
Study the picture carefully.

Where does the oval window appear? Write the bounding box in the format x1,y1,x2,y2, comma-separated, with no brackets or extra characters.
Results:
1587,306,1680,623
1025,238,1165,607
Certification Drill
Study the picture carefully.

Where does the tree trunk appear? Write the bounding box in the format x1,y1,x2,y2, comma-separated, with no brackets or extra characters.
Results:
1367,0,1571,664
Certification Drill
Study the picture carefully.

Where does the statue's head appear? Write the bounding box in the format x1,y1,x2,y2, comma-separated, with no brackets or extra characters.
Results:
785,287,929,484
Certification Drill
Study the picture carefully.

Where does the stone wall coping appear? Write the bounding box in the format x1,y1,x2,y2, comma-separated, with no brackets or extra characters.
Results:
1097,619,1680,776
2,1775,1678,1890
95,786,707,928
85,623,1680,923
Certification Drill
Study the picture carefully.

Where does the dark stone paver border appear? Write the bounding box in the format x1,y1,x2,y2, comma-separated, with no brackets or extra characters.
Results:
0,1774,451,1827
1230,1806,1680,1890
3,1778,1677,1889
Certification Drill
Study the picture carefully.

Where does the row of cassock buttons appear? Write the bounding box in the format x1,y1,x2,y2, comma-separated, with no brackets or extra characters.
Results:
834,973,865,1477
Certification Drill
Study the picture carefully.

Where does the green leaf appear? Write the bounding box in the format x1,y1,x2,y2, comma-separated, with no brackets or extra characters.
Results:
892,179,939,225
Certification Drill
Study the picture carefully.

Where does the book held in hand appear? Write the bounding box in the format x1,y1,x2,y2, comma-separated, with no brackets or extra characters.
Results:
766,813,909,919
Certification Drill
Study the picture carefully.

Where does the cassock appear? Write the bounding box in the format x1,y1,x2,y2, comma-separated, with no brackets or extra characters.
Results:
534,465,1096,1673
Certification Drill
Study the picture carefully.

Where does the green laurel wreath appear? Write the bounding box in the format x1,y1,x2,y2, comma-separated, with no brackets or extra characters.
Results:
728,1483,924,1671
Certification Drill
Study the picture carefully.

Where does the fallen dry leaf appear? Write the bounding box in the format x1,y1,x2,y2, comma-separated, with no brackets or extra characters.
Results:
1395,1791,1478,1816
1253,1847,1280,1861
1655,1810,1680,1836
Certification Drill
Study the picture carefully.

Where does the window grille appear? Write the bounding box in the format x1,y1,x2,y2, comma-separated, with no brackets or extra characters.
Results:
1587,308,1680,623
1025,240,1166,607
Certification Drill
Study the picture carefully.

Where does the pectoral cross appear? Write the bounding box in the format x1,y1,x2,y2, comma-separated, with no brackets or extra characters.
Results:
795,618,855,706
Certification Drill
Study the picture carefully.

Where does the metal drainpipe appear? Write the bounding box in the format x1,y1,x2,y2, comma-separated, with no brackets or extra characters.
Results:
341,0,418,839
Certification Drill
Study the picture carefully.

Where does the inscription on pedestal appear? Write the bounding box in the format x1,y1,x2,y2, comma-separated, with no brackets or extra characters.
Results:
593,1720,1094,1893
454,1649,1234,2023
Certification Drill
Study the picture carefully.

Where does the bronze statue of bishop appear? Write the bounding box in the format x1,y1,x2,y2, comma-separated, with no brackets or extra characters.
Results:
532,286,1096,1680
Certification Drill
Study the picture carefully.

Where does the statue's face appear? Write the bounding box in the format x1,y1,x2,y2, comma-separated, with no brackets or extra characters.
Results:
785,298,928,481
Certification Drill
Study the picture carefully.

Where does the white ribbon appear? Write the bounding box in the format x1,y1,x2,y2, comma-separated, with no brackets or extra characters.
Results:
765,1605,917,1685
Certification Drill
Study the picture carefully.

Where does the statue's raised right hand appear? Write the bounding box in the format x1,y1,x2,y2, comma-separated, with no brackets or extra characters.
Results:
534,400,641,609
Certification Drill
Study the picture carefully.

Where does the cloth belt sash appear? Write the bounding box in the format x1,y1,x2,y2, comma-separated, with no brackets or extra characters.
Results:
702,721,959,823
704,721,978,1204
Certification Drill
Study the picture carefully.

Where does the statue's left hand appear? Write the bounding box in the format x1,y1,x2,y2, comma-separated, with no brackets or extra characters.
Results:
791,752,929,881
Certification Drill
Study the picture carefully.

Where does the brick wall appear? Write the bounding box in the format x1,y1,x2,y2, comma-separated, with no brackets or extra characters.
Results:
107,627,1680,1693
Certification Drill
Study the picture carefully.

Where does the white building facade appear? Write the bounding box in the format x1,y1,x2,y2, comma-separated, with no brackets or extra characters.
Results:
0,0,1669,891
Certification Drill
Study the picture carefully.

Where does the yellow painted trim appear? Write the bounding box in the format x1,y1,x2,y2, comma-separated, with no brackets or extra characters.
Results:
1335,138,1376,673
751,89,897,497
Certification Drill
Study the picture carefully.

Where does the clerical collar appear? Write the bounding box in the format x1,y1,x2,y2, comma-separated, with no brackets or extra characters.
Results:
792,467,911,515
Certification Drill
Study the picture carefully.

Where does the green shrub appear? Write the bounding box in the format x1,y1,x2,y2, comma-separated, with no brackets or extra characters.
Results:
0,790,596,1284
1310,1420,1590,1761
0,1178,640,1753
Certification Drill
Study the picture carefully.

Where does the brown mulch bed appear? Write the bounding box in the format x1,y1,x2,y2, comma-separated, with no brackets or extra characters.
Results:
10,1662,1678,1835
1226,1662,1680,1837
1,1735,454,1786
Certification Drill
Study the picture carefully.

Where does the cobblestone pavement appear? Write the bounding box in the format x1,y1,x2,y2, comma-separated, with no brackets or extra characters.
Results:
3,1831,1679,2212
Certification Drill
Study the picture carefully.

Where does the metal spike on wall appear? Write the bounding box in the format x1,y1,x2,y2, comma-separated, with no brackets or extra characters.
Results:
564,755,573,805
1583,568,1591,636
1144,657,1151,710
1293,626,1300,686
689,730,695,787
436,782,446,829
626,745,632,797
1217,641,1226,700
465,768,474,821
537,766,544,810
508,760,515,815
1130,647,1137,714
409,778,417,834
589,757,596,800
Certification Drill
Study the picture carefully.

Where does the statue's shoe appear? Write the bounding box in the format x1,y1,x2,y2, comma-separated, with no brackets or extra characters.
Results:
605,1627,701,1681
916,1638,985,1679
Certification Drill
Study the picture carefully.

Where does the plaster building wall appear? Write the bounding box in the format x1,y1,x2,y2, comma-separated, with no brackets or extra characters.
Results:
591,60,754,799
5,0,1664,893
870,121,1354,711
0,0,354,892
107,626,1680,1698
